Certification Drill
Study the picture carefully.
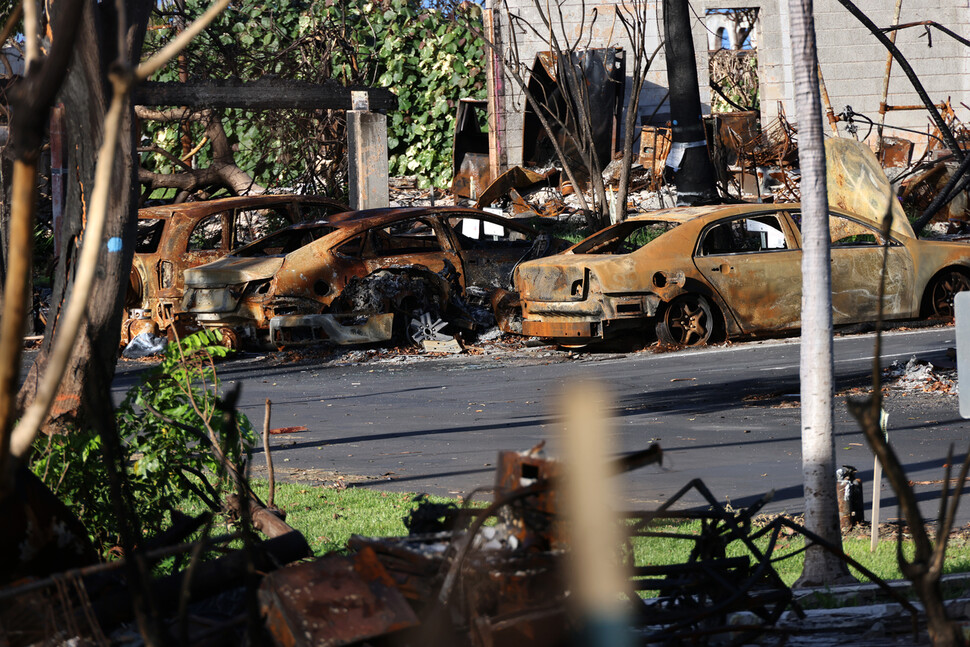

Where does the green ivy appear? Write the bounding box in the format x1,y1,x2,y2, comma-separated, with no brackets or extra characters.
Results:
144,0,487,192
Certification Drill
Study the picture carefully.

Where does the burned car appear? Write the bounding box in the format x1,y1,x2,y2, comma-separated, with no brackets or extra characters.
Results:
514,202,970,346
181,207,564,347
124,195,348,341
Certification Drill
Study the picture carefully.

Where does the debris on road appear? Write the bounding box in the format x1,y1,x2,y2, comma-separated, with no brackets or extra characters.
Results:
884,356,958,395
121,331,168,358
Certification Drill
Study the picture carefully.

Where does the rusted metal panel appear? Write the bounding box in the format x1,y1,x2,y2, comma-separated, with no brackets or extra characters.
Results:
259,546,418,647
521,49,625,183
451,99,492,200
514,148,970,347
182,207,567,347
490,288,523,335
125,195,349,343
639,125,672,189
877,136,914,168
473,166,554,210
494,450,563,551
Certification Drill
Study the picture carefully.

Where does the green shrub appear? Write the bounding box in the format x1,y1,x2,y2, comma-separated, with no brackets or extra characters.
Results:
30,330,255,555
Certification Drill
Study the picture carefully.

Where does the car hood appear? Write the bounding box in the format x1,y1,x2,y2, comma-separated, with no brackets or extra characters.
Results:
184,256,285,287
515,254,642,301
826,138,916,239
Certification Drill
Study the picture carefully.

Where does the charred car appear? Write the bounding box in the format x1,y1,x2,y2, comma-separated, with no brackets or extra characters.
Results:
124,195,348,341
181,207,564,347
514,202,970,346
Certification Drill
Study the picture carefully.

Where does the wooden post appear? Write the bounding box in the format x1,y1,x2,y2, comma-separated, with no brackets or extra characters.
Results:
347,92,389,210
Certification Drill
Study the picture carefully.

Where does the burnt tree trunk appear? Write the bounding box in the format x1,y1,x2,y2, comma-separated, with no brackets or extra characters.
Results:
17,3,150,432
662,0,718,206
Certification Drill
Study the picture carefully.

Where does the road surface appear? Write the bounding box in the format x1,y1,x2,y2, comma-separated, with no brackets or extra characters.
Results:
110,325,969,525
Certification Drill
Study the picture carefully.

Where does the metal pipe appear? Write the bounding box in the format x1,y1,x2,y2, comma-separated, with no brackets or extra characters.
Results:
877,0,903,148
817,65,839,134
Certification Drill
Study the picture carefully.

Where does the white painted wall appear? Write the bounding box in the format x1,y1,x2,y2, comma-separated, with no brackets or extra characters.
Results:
489,0,969,167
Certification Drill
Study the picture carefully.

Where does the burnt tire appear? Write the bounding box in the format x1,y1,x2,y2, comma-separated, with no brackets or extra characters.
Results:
656,295,716,347
924,269,970,320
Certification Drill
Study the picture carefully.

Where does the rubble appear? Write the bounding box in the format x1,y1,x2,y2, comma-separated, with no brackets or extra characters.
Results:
884,356,958,395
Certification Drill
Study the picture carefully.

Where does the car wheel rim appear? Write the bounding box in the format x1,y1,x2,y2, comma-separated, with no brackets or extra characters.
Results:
932,272,970,318
667,298,711,346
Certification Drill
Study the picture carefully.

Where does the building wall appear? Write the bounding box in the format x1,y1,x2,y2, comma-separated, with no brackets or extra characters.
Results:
488,0,969,168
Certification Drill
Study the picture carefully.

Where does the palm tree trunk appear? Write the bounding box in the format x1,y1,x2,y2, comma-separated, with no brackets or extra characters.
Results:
788,0,854,587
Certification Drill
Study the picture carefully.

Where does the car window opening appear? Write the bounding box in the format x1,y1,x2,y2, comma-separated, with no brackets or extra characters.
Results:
572,220,680,254
136,218,165,253
234,224,338,257
700,215,788,255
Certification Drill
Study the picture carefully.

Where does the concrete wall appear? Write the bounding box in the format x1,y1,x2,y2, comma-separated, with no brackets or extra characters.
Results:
488,0,970,168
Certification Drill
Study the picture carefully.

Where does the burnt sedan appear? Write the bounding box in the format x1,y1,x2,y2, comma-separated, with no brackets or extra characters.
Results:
514,203,970,346
125,194,348,340
181,207,563,346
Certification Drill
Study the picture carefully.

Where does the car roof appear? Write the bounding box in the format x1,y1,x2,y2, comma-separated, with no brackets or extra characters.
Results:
324,206,513,227
137,194,347,220
624,203,801,225
284,206,537,237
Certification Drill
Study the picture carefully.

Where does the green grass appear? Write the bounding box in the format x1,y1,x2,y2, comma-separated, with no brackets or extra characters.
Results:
196,483,970,594
633,519,970,592
247,482,468,555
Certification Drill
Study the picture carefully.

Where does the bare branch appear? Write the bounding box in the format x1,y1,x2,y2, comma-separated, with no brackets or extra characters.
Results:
22,0,39,69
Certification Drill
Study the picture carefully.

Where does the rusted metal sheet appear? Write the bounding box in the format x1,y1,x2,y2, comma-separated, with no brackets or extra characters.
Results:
182,207,566,348
451,99,492,200
514,145,970,346
521,49,625,184
347,535,449,601
901,160,970,227
473,166,555,210
714,110,759,158
639,125,672,190
495,449,563,551
125,194,349,343
490,288,522,334
259,546,418,647
877,136,914,168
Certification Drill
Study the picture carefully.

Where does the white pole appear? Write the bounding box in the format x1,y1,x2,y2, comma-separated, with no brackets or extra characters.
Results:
870,409,888,552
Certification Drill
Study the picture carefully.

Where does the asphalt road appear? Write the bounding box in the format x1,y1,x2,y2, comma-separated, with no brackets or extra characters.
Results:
109,325,969,525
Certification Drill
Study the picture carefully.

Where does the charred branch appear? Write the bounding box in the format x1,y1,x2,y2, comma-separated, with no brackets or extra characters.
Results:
135,105,264,195
881,20,970,50
133,78,398,112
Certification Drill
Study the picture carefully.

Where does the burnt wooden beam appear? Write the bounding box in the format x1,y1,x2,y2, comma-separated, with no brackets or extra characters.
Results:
133,77,398,112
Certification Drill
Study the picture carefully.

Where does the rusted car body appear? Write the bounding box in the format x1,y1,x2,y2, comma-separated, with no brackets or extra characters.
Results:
125,195,348,340
514,202,970,345
181,206,564,346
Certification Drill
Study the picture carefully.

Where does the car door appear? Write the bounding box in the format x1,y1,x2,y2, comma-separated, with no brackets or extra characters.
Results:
826,212,914,322
693,212,803,333
171,211,231,295
446,212,541,288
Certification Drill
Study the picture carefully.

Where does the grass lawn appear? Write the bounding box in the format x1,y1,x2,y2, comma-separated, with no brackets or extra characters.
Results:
248,481,970,590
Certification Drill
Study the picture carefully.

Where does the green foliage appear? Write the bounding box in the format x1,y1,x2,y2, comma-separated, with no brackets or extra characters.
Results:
30,330,255,555
144,0,486,192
